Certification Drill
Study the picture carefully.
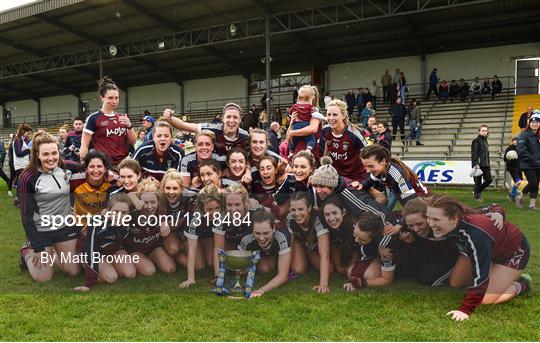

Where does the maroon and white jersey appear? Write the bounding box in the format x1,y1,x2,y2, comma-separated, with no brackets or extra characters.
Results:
320,124,368,182
288,102,314,123
199,122,249,157
84,111,130,165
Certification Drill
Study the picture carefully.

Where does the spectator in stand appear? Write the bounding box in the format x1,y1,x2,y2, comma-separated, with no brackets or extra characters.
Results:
362,117,379,144
398,72,407,104
387,81,398,104
324,92,332,109
259,109,268,130
449,80,459,101
247,104,259,130
356,89,366,122
142,111,155,142
408,99,423,146
134,129,146,150
57,125,68,152
361,101,375,128
345,89,356,118
426,68,439,100
267,122,280,154
393,68,401,86
470,77,482,101
458,78,469,101
504,134,522,203
471,125,492,202
481,77,491,96
439,80,449,102
370,80,380,109
80,76,136,167
63,117,84,162
389,98,407,143
518,106,534,131
274,108,282,128
491,75,502,99
516,112,540,210
381,70,392,103
212,113,222,124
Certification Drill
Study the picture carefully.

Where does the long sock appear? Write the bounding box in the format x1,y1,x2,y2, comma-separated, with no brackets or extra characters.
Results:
512,280,528,296
510,184,518,197
530,198,537,208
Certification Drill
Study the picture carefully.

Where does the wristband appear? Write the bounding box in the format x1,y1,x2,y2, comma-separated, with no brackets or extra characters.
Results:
127,125,133,129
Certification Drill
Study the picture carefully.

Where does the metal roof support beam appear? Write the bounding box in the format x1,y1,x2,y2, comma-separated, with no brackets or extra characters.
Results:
0,84,39,101
1,0,493,79
248,0,327,67
34,13,184,83
25,74,81,97
121,0,250,79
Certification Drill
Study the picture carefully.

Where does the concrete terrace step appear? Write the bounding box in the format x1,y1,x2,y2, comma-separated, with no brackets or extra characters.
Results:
421,134,456,141
461,121,506,128
457,133,505,141
407,146,450,154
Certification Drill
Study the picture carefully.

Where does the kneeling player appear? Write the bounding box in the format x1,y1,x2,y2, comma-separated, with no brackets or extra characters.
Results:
426,195,532,321
238,209,292,298
74,193,137,291
125,179,176,277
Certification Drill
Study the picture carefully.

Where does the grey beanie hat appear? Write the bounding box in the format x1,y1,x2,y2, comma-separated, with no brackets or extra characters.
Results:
311,156,339,188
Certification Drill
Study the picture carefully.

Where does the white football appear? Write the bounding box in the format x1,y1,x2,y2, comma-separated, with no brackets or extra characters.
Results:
506,150,518,160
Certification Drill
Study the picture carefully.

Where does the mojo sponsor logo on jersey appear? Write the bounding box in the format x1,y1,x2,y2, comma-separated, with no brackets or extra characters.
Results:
412,161,454,183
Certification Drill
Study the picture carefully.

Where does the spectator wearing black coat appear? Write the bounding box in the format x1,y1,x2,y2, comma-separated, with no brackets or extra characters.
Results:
267,122,280,154
449,80,459,100
389,98,407,142
516,113,540,210
458,78,469,101
491,75,503,99
425,68,439,100
63,117,84,162
471,125,492,201
504,135,522,203
345,89,356,118
518,106,534,131
376,122,392,153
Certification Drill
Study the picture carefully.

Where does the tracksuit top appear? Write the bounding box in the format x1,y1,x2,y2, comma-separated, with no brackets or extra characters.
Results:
18,164,76,252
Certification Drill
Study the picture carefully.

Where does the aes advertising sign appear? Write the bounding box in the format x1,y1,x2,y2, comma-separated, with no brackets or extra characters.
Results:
402,160,475,185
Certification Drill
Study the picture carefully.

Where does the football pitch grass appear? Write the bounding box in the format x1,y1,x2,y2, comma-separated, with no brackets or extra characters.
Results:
0,185,538,341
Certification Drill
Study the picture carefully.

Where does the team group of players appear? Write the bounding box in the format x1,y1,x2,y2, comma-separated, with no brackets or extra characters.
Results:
16,77,531,322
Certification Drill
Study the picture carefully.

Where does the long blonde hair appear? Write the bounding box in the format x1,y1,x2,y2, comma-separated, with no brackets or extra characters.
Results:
326,99,362,133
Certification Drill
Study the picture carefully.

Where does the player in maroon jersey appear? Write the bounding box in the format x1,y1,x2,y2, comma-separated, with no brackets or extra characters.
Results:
320,99,368,183
426,195,531,321
80,76,136,167
163,103,248,157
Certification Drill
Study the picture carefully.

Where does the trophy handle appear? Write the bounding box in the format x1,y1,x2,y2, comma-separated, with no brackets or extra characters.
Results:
213,249,229,296
244,250,261,299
